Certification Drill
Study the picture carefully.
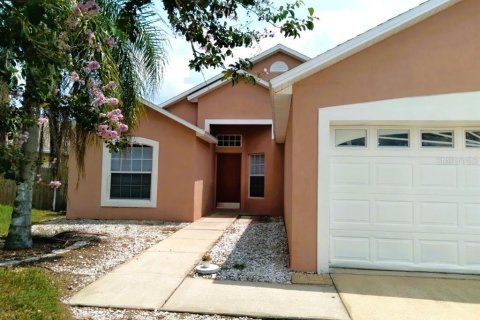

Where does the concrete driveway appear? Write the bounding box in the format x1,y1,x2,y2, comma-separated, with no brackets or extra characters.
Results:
332,269,480,320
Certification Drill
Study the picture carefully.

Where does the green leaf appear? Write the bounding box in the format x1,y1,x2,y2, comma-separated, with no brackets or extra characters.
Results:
308,7,314,16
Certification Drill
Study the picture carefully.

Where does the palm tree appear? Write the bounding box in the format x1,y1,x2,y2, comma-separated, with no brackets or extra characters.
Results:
1,0,167,249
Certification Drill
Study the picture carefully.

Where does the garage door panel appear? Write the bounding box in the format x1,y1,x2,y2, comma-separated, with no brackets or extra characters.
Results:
375,201,414,225
332,163,369,186
331,236,370,262
465,165,480,188
419,165,457,187
330,230,480,272
418,202,459,227
465,204,480,227
331,200,370,224
418,240,458,265
465,242,480,266
331,223,477,235
375,238,414,263
375,164,413,187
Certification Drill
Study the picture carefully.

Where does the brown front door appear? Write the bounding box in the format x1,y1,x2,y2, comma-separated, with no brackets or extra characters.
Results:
216,153,241,204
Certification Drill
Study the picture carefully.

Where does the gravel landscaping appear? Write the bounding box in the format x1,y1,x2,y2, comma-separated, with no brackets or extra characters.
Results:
11,218,258,320
197,216,291,284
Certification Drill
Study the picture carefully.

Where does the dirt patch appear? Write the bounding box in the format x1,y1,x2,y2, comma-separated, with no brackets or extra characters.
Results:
0,231,100,262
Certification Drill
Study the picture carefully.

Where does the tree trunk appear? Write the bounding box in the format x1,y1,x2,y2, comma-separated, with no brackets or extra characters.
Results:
4,120,40,250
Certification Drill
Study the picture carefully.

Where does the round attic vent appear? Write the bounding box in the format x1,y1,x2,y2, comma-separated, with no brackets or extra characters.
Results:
270,61,289,73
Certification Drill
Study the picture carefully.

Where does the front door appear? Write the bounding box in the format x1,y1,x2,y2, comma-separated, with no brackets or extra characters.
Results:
216,153,241,207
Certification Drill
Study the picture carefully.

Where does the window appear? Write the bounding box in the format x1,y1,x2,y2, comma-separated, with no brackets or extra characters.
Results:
335,129,367,147
466,131,480,148
249,154,265,198
421,130,454,148
378,129,410,147
217,135,241,147
101,137,158,207
110,145,152,200
270,61,289,73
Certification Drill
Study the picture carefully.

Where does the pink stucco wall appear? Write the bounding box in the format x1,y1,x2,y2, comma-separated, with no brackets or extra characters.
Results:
211,125,284,216
67,107,204,222
285,0,480,271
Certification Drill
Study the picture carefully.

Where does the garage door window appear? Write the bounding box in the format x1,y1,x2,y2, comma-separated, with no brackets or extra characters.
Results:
421,130,454,148
335,129,367,147
378,129,409,147
466,131,480,148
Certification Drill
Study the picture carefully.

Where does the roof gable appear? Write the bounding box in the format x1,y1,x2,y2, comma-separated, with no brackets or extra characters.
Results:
139,98,217,143
158,44,309,109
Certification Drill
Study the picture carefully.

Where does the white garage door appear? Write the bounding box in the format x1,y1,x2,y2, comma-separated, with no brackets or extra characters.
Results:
329,126,480,274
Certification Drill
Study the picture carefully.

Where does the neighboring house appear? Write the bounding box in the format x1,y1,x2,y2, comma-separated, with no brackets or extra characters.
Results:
69,0,480,275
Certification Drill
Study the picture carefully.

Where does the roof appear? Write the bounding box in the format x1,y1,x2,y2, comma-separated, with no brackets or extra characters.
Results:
159,44,310,109
139,98,218,144
250,44,310,63
271,0,462,142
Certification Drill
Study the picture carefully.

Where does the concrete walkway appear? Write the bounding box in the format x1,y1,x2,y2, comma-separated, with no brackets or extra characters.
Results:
69,214,351,319
69,214,236,309
164,278,350,320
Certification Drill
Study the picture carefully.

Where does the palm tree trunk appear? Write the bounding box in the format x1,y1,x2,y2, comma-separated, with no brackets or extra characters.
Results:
4,114,40,250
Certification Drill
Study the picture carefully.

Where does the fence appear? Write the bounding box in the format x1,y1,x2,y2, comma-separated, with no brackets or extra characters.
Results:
0,169,67,211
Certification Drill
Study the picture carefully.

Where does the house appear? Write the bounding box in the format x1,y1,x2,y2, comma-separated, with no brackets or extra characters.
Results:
68,0,480,275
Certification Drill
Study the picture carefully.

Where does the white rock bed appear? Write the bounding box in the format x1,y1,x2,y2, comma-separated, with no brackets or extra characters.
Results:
70,308,255,320
199,216,292,284
32,219,257,320
33,219,187,278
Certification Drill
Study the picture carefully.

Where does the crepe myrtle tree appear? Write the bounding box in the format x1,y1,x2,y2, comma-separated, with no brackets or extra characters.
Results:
0,0,315,250
0,0,164,249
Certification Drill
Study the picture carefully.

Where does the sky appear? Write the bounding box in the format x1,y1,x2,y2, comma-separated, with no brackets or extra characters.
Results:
151,0,426,104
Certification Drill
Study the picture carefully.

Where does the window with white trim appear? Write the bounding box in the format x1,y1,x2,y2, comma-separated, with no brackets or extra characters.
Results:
378,129,410,147
421,130,454,148
217,135,241,147
110,145,152,199
466,131,480,148
101,137,158,207
335,129,367,147
249,154,265,198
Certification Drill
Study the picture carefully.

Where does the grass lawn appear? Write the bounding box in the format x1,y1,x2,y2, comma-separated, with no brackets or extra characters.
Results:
0,204,64,236
0,268,70,320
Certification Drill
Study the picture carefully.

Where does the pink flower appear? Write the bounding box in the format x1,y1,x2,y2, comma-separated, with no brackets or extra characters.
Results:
49,180,62,189
97,124,108,131
108,130,119,139
86,29,94,42
37,117,49,125
94,96,106,106
87,60,100,71
103,81,117,90
69,71,80,82
106,98,119,105
107,109,124,121
66,18,78,29
72,5,82,15
119,123,129,132
105,37,116,49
